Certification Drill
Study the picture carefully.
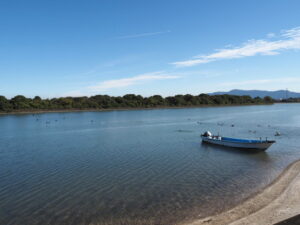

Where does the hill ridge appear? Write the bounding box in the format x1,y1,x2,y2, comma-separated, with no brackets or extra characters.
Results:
210,89,300,99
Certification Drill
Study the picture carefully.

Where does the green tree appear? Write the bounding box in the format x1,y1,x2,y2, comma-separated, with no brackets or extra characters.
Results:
10,95,31,110
263,96,274,103
0,96,12,111
146,95,165,107
0,93,274,113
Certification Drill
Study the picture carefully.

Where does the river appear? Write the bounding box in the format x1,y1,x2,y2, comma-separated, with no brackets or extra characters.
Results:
0,103,299,225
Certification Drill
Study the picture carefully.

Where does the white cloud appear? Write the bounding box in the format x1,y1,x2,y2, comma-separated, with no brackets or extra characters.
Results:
172,27,300,67
116,30,171,39
267,33,276,38
88,72,180,92
219,77,300,87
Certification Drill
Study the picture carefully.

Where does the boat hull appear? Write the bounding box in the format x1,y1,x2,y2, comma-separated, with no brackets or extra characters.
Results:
201,136,274,150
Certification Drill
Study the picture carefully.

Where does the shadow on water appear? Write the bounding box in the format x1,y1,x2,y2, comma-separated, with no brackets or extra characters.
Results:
200,142,272,162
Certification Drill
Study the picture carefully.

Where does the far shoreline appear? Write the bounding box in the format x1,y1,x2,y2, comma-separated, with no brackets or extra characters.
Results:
0,103,274,116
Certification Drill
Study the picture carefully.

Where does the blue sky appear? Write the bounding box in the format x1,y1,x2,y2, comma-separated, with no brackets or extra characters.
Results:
1,0,300,98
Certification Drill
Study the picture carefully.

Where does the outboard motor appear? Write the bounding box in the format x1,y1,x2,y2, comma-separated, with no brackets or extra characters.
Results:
203,131,212,137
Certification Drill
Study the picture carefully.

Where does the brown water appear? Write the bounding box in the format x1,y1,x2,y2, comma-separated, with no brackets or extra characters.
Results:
0,103,300,225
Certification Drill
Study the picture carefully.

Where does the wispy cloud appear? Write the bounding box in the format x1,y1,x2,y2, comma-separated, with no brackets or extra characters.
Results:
88,71,180,92
267,33,276,38
116,30,171,39
172,27,300,67
219,77,300,87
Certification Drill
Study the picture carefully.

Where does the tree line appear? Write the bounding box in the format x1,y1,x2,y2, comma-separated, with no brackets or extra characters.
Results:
280,98,300,103
0,94,274,113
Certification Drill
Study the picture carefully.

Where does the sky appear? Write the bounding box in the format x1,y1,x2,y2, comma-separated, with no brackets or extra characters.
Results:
1,0,300,98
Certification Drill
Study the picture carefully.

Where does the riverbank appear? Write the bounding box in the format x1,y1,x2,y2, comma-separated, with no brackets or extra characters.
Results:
184,160,300,225
0,103,274,116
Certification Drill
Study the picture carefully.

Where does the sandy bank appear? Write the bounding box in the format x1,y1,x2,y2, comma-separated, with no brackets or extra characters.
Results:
184,160,300,225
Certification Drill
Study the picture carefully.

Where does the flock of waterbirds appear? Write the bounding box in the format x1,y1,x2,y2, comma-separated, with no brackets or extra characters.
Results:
31,113,282,137
31,113,95,126
197,119,282,137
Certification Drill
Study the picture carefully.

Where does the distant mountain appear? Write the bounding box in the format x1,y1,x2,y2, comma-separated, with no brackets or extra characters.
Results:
209,89,300,99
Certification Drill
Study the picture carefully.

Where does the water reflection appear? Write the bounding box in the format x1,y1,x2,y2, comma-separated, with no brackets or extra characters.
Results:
0,104,299,225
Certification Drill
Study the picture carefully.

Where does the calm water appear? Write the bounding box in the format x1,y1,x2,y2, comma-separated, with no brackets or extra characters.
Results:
1,104,300,225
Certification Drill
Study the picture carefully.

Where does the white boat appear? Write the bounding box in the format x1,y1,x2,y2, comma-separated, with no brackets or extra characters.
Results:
201,131,275,151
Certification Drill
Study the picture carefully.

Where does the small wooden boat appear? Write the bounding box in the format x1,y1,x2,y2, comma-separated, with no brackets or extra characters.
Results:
201,131,275,151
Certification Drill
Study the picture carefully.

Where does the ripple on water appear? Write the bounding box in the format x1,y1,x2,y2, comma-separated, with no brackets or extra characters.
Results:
0,104,300,225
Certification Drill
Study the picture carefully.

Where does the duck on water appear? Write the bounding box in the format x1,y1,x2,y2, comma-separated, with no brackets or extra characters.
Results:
201,131,275,151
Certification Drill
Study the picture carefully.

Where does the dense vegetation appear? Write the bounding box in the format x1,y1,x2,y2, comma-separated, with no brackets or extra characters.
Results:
280,98,300,103
0,94,274,113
